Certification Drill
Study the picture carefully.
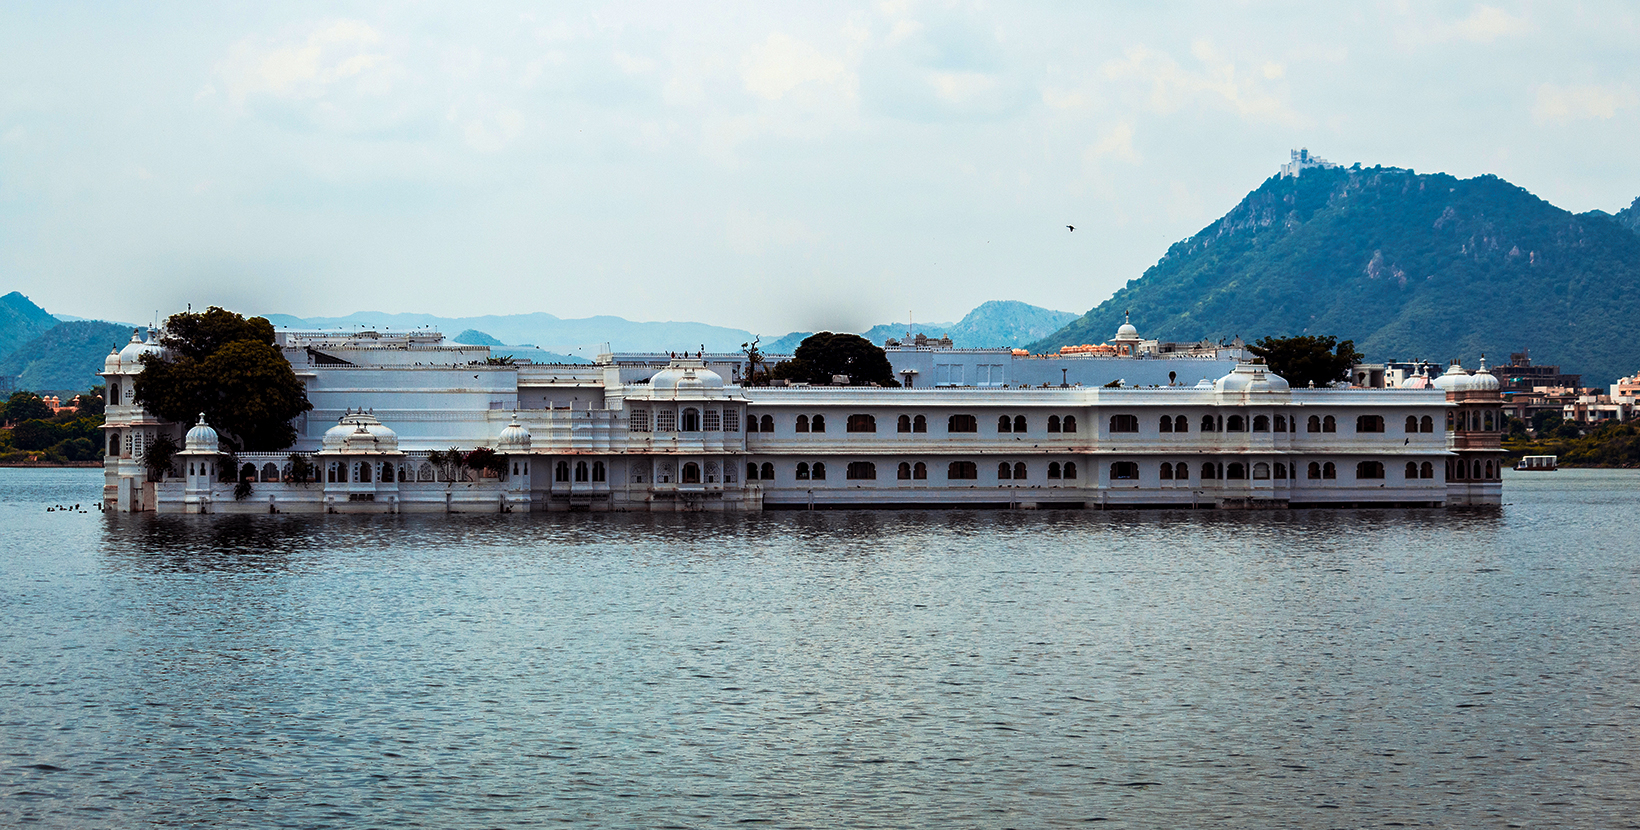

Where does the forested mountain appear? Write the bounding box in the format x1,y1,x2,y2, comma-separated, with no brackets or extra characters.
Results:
0,320,130,393
0,292,63,363
1031,167,1640,384
861,300,1077,348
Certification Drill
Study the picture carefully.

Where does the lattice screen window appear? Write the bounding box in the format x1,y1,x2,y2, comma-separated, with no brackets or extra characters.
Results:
656,409,677,432
704,409,721,431
723,409,740,432
629,409,651,432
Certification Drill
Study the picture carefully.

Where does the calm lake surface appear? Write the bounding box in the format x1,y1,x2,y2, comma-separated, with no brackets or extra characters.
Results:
2,468,1638,829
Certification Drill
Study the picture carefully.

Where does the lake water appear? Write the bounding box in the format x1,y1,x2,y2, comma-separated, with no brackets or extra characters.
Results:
2,468,1638,828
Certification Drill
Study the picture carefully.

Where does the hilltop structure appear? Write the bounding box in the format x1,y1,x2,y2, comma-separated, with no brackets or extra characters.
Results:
100,321,1504,513
1279,147,1342,178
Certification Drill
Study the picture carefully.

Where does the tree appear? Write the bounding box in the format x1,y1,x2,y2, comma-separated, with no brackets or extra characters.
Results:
75,386,106,417
740,337,768,386
4,391,52,423
143,433,177,481
770,332,900,386
1247,335,1363,388
133,307,313,452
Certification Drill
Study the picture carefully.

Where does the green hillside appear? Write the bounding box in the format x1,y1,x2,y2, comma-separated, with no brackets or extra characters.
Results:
0,320,131,393
0,292,63,362
1031,167,1640,384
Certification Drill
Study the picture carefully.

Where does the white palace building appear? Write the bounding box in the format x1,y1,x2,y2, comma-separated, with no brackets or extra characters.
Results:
99,322,1505,514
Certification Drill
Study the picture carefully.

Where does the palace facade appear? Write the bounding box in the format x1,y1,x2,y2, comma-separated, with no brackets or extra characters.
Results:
99,326,1505,514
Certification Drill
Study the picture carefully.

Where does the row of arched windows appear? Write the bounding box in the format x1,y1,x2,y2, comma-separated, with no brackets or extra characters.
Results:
554,460,607,483
1447,458,1499,480
630,407,742,433
745,460,1080,482
1450,409,1503,432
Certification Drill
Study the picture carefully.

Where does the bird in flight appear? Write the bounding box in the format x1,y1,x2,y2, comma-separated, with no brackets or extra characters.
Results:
1066,225,1075,231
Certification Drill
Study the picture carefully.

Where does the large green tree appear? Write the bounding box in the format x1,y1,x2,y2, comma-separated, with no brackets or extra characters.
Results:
133,307,312,451
1247,334,1364,388
3,391,53,423
771,332,900,386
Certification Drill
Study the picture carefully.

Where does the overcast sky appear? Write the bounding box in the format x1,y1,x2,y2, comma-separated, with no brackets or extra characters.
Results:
2,1,1637,335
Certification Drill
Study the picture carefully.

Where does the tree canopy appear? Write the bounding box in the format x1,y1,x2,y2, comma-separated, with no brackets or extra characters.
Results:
770,332,899,386
133,307,312,451
3,390,52,423
1248,334,1363,388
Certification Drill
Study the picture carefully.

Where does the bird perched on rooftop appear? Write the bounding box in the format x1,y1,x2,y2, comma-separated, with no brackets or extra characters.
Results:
1066,225,1074,231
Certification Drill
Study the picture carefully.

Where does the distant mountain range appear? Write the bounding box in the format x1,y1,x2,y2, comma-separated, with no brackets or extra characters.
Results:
0,293,131,393
1031,167,1640,385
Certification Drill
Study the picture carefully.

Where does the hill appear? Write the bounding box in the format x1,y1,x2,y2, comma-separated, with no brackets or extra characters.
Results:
0,320,131,393
0,292,64,363
451,329,506,346
262,311,759,358
1031,166,1640,385
860,301,1077,348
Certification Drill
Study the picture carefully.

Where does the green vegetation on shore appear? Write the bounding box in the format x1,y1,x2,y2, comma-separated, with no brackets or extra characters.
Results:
0,389,105,464
1505,419,1640,468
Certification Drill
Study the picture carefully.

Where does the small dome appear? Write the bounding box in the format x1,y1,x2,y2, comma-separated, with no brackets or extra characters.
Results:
116,330,147,369
650,359,725,391
320,409,400,454
497,416,531,453
1214,363,1291,394
1113,312,1139,341
184,413,219,453
1194,377,1213,389
1432,362,1472,392
103,347,122,374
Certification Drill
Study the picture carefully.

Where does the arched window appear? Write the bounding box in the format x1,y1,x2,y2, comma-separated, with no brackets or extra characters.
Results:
108,383,119,406
1200,462,1216,480
1253,415,1269,432
998,415,1013,433
555,461,570,482
257,462,276,482
1450,459,1462,480
1253,462,1270,480
1111,461,1139,480
682,463,700,484
1274,462,1287,479
897,462,912,480
795,462,811,480
898,414,912,433
399,465,409,482
948,414,977,433
795,415,810,433
1406,461,1418,478
811,415,826,433
1048,462,1062,479
1226,415,1246,432
575,461,589,482
745,414,758,433
1308,415,1321,433
760,415,774,433
1160,462,1174,479
356,462,371,483
1159,416,1173,433
681,408,700,431
1047,415,1062,433
761,462,775,480
1227,462,1246,480
913,415,927,433
1447,411,1456,431
847,462,876,480
1202,415,1217,432
1173,462,1188,481
913,462,927,480
1356,415,1384,433
1473,460,1483,479
1307,462,1321,479
380,462,394,483
1421,461,1433,479
1274,415,1287,432
593,462,606,482
1109,414,1139,433
1014,416,1026,433
1063,462,1077,479
1013,462,1026,480
812,462,826,480
847,414,876,433
107,434,119,456
1174,415,1188,433
1421,415,1434,433
747,462,759,481
947,461,977,480
1323,462,1337,479
998,461,1013,479
1484,411,1495,431
1357,461,1385,479
1406,415,1419,433
1323,415,1336,433
1063,416,1077,433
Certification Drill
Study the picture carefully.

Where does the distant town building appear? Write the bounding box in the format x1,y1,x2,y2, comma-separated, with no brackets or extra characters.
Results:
1279,148,1341,178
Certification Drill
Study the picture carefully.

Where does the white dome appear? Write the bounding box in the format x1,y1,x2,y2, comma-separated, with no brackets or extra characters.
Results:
103,347,122,374
1432,362,1472,392
497,416,531,453
320,410,400,454
1194,377,1214,389
116,330,148,370
1470,357,1501,392
1214,363,1291,394
1115,322,1138,339
184,413,219,452
650,360,725,391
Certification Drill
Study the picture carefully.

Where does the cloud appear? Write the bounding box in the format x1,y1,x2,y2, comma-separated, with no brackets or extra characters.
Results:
1440,5,1531,43
1101,41,1303,126
1532,83,1638,122
1084,122,1140,165
217,20,391,104
740,33,850,100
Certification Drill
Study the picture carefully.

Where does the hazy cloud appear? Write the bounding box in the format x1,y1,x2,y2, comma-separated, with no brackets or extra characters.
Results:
1532,83,1638,122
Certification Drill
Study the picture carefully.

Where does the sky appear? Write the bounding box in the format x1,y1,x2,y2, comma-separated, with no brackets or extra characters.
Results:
2,1,1638,336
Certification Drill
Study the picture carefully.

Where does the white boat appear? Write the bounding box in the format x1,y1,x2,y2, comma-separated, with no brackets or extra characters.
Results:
1515,455,1557,471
